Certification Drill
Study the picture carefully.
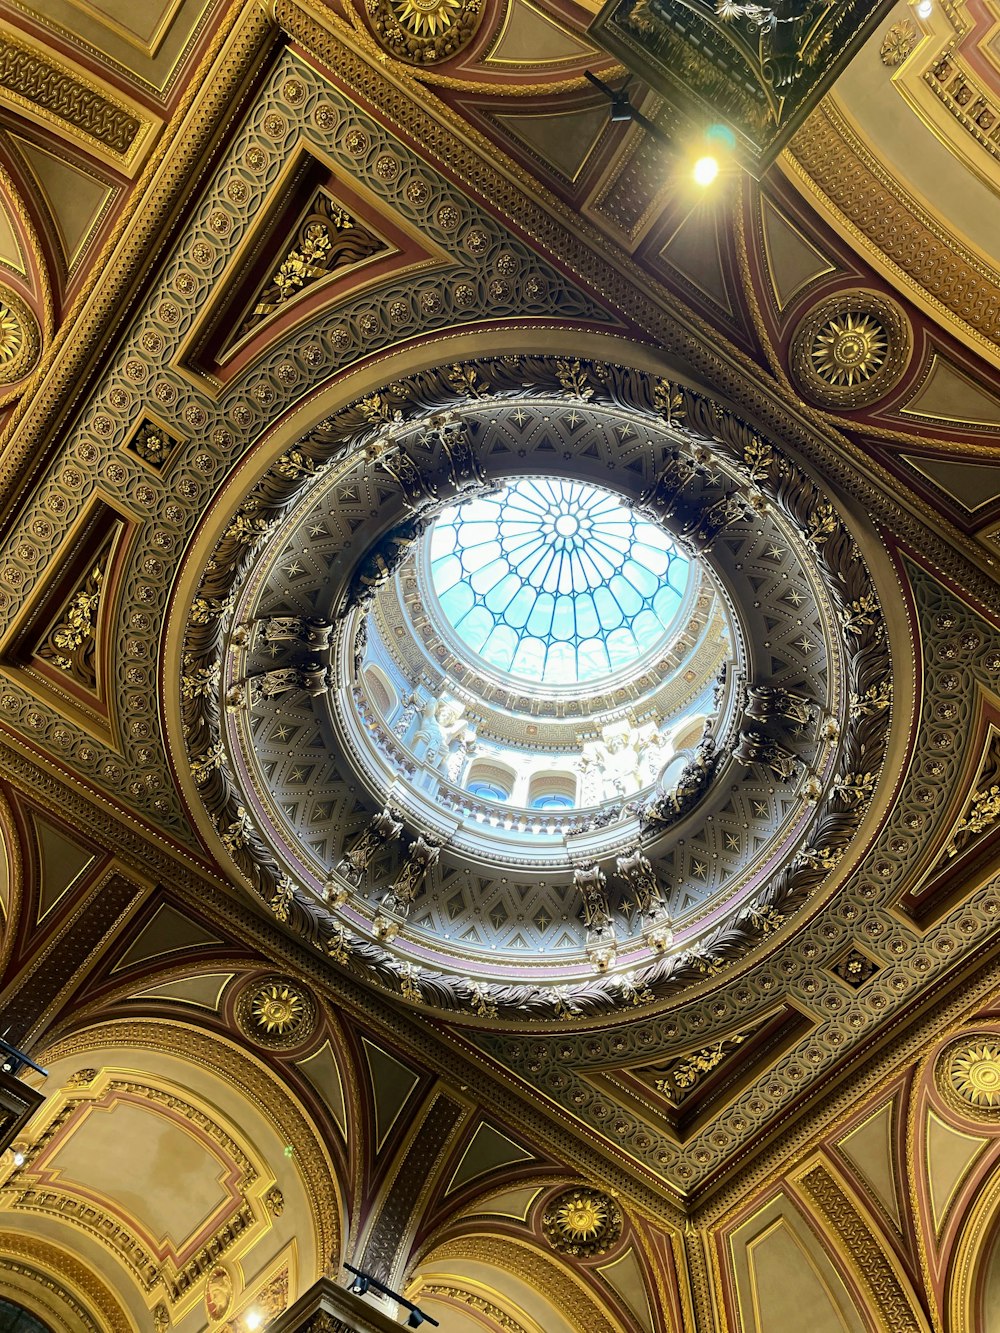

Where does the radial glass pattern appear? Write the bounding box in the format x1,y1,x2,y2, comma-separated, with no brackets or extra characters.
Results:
428,477,689,685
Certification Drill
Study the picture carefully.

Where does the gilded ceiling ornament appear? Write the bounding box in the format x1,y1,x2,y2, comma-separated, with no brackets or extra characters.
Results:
37,553,108,688
790,291,910,409
367,0,483,63
125,418,182,473
811,310,887,387
950,1040,1000,1109
235,976,316,1049
0,287,40,385
880,19,917,66
238,192,385,340
205,1265,233,1322
542,1187,623,1257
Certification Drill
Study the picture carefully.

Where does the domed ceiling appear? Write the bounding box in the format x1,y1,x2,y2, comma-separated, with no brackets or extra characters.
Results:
180,356,891,1018
3,1,1000,1329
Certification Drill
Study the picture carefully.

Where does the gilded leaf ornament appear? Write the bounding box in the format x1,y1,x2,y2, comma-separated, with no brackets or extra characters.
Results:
37,559,106,689
240,193,386,338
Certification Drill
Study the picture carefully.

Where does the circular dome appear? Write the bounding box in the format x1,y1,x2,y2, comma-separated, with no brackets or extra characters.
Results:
428,477,689,687
349,483,725,864
177,354,893,1020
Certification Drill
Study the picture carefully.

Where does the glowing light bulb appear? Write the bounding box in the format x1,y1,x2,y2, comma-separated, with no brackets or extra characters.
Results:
12,1152,24,1167
693,156,720,186
915,0,931,16
245,1312,264,1331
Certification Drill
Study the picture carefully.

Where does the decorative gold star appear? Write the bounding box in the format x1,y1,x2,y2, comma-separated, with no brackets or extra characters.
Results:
555,1193,607,1241
811,310,887,387
952,1042,1000,1107
389,0,462,37
251,982,304,1034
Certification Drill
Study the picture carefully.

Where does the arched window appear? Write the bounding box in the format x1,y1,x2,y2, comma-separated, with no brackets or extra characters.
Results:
362,664,396,719
530,793,574,810
466,759,517,802
527,771,577,810
468,781,509,801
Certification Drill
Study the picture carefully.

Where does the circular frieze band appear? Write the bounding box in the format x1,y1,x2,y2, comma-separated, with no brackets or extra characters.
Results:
179,354,892,1021
790,290,910,410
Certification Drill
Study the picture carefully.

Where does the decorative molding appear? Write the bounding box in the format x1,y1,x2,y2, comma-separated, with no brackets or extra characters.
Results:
425,1234,620,1333
36,1021,340,1276
0,2,274,527
0,1229,131,1333
4,1076,263,1304
541,1186,623,1257
797,1163,923,1332
789,99,1000,355
789,289,910,409
0,31,144,159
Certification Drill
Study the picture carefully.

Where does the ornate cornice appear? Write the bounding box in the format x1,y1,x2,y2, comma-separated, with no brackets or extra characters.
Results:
0,1229,131,1333
0,2,275,528
787,97,1000,366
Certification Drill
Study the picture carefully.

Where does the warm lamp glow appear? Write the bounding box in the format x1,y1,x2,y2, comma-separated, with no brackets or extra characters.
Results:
693,155,719,186
245,1312,264,1331
915,0,932,15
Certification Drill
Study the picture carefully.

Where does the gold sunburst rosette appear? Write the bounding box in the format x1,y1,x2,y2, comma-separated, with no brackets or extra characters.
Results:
790,290,910,410
541,1186,623,1257
235,975,317,1049
368,0,483,63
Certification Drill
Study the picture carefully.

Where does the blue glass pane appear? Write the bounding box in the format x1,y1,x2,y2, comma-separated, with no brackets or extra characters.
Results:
428,477,689,686
531,793,575,809
468,781,508,801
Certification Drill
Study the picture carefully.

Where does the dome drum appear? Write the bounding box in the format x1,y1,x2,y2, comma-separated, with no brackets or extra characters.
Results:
180,355,892,1020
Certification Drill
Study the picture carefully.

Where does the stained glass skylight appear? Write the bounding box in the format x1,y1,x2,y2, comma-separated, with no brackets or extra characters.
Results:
428,477,689,686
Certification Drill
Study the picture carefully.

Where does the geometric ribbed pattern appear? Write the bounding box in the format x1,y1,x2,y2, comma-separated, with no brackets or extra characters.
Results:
429,477,688,685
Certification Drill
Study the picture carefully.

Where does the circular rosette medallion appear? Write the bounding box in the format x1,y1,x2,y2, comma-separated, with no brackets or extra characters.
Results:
790,291,909,410
0,286,40,387
542,1186,623,1257
234,976,317,1049
939,1034,1000,1119
367,0,483,63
